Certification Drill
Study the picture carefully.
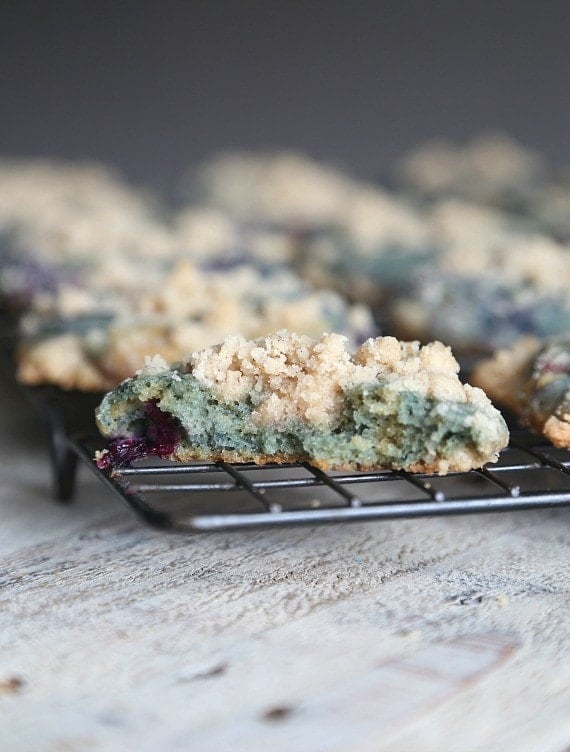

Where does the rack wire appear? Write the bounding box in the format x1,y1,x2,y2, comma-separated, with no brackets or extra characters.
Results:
64,431,570,531
3,311,570,532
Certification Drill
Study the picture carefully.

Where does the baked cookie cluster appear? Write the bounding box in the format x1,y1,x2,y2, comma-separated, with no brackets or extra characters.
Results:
2,133,570,454
0,157,374,391
190,139,570,352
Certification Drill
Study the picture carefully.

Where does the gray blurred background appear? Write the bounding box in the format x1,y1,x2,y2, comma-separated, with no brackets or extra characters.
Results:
1,0,569,188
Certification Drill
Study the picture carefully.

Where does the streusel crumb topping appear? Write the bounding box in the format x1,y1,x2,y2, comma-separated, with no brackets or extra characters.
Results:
187,330,483,427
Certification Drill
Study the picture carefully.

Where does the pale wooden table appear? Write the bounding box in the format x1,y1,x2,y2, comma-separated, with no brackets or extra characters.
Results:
1,377,569,752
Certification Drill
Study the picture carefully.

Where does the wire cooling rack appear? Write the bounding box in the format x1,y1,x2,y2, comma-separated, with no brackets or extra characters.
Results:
64,431,570,531
2,311,570,532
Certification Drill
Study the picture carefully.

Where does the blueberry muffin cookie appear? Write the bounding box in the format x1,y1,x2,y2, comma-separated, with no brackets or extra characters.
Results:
0,158,176,308
392,235,570,354
301,186,434,304
472,336,570,448
17,263,375,390
95,331,509,474
395,132,544,209
193,151,355,232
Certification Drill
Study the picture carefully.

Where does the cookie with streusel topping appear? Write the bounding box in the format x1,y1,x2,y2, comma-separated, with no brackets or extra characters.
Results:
95,331,509,474
17,263,375,391
472,336,570,447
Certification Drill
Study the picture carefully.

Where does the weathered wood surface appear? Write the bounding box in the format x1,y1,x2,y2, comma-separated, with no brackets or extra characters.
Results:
1,379,569,752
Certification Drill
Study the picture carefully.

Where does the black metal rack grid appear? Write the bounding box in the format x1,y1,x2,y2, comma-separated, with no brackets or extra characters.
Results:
65,429,570,532
3,311,570,532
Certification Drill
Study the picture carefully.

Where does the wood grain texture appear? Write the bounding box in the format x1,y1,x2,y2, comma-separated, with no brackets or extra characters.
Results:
0,381,569,751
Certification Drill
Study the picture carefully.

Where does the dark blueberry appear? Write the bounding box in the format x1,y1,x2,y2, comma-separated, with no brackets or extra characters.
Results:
1,255,83,307
98,401,181,469
504,309,537,333
97,437,149,469
145,401,180,457
199,256,250,273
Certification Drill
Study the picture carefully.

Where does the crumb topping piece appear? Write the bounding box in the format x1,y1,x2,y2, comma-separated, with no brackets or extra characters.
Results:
187,330,481,427
135,354,171,377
